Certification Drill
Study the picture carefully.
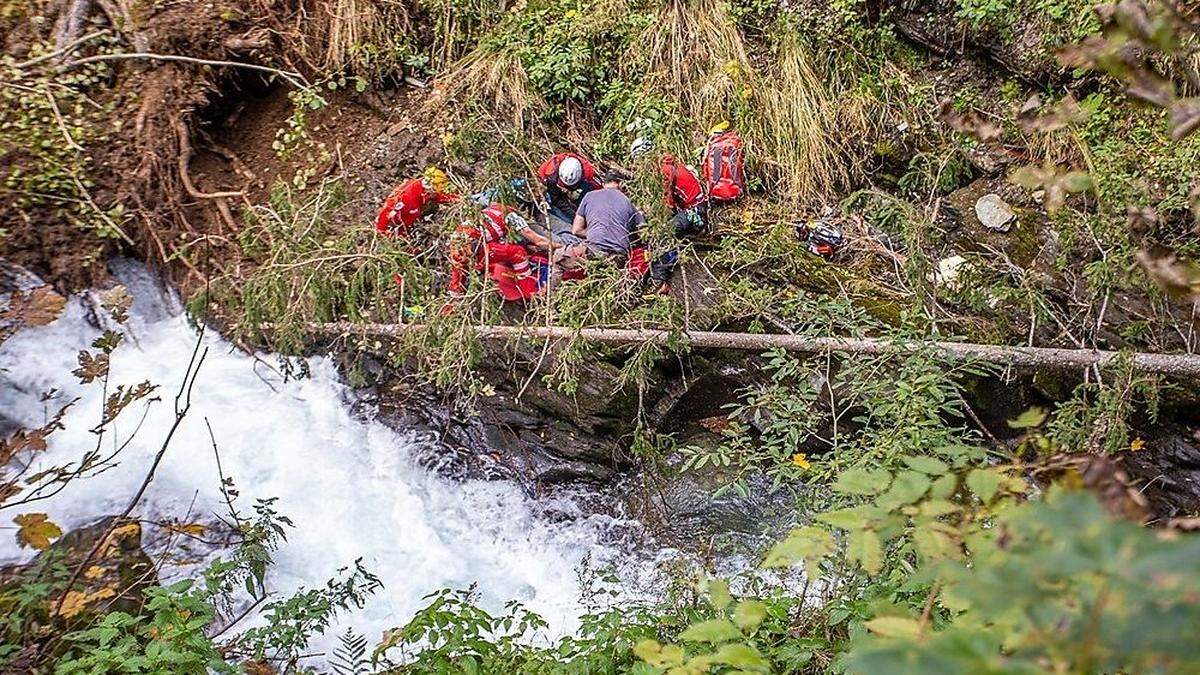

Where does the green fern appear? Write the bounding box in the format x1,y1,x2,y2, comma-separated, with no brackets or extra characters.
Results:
329,628,370,675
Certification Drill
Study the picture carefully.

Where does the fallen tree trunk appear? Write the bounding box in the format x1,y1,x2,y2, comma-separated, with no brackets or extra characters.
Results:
291,322,1200,378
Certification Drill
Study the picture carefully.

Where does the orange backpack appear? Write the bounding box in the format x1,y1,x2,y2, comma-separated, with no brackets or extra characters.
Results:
702,131,745,202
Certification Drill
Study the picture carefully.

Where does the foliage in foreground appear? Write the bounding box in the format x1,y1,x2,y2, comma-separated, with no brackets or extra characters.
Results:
371,476,1200,674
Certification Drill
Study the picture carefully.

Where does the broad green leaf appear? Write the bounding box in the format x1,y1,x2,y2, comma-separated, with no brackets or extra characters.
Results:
967,468,1003,503
939,584,970,612
711,642,769,670
863,616,923,639
833,468,892,495
633,639,684,668
929,473,958,499
876,471,931,510
762,526,833,575
683,653,717,671
847,529,883,574
918,499,960,518
1007,406,1047,429
678,619,741,644
708,578,732,610
732,600,768,631
1004,474,1029,495
815,506,883,530
901,455,949,475
913,525,958,561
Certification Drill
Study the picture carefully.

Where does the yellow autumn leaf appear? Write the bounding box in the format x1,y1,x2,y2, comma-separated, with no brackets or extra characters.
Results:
13,513,62,550
1130,438,1146,452
83,565,106,580
57,586,117,618
169,522,206,536
100,522,142,557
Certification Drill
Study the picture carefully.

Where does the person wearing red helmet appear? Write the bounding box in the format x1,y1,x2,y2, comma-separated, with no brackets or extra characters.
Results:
448,202,551,301
375,167,459,237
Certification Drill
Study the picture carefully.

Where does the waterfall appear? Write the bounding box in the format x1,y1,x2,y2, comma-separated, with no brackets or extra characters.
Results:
0,267,641,654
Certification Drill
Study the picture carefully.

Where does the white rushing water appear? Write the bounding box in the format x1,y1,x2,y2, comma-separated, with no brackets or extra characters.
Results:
0,283,638,654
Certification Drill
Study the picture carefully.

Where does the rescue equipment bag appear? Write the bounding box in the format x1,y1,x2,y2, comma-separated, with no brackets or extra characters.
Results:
702,131,745,202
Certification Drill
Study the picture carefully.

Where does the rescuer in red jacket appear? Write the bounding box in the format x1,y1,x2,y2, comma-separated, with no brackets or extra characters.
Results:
660,153,709,238
536,152,602,244
448,202,551,301
375,168,459,237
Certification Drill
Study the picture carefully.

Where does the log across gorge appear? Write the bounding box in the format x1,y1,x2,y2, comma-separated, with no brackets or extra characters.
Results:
286,322,1200,379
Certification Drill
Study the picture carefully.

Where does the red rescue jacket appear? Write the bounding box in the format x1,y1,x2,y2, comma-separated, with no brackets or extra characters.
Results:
660,154,706,211
537,152,601,190
537,153,602,217
476,204,514,244
375,179,458,236
448,204,538,301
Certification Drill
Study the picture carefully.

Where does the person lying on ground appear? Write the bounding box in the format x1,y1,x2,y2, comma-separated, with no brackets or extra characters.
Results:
376,167,458,237
537,152,602,245
469,186,554,252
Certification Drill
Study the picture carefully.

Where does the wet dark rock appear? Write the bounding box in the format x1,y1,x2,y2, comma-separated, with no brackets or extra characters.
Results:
0,259,45,298
345,329,757,490
1123,428,1200,520
0,517,156,623
618,429,807,552
107,256,181,323
944,178,1041,265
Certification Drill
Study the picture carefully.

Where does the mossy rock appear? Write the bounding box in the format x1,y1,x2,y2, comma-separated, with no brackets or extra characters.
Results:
945,178,1043,268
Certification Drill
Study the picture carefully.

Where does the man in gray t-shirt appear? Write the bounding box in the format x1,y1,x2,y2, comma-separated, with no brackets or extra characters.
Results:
571,172,645,257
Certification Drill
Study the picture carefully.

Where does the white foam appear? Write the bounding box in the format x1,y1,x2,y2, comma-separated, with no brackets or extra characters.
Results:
0,298,631,652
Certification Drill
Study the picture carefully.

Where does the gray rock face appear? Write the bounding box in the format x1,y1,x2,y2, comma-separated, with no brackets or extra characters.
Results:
975,193,1017,232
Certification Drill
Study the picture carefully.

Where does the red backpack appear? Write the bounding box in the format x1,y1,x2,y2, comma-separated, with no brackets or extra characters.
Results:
702,131,745,202
660,154,706,210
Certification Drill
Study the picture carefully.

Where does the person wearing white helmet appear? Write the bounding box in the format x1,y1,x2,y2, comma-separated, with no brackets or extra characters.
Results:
536,151,602,245
558,156,584,185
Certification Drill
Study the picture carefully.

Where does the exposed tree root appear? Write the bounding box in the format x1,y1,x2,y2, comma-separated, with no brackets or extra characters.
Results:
173,118,244,200
14,30,107,69
57,51,306,89
54,0,93,52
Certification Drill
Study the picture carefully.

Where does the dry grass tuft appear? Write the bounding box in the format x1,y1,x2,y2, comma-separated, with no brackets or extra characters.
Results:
434,46,545,129
630,0,754,119
629,3,867,202
315,0,411,74
746,37,855,203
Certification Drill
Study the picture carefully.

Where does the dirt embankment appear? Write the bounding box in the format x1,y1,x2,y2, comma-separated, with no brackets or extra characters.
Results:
1,0,441,296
